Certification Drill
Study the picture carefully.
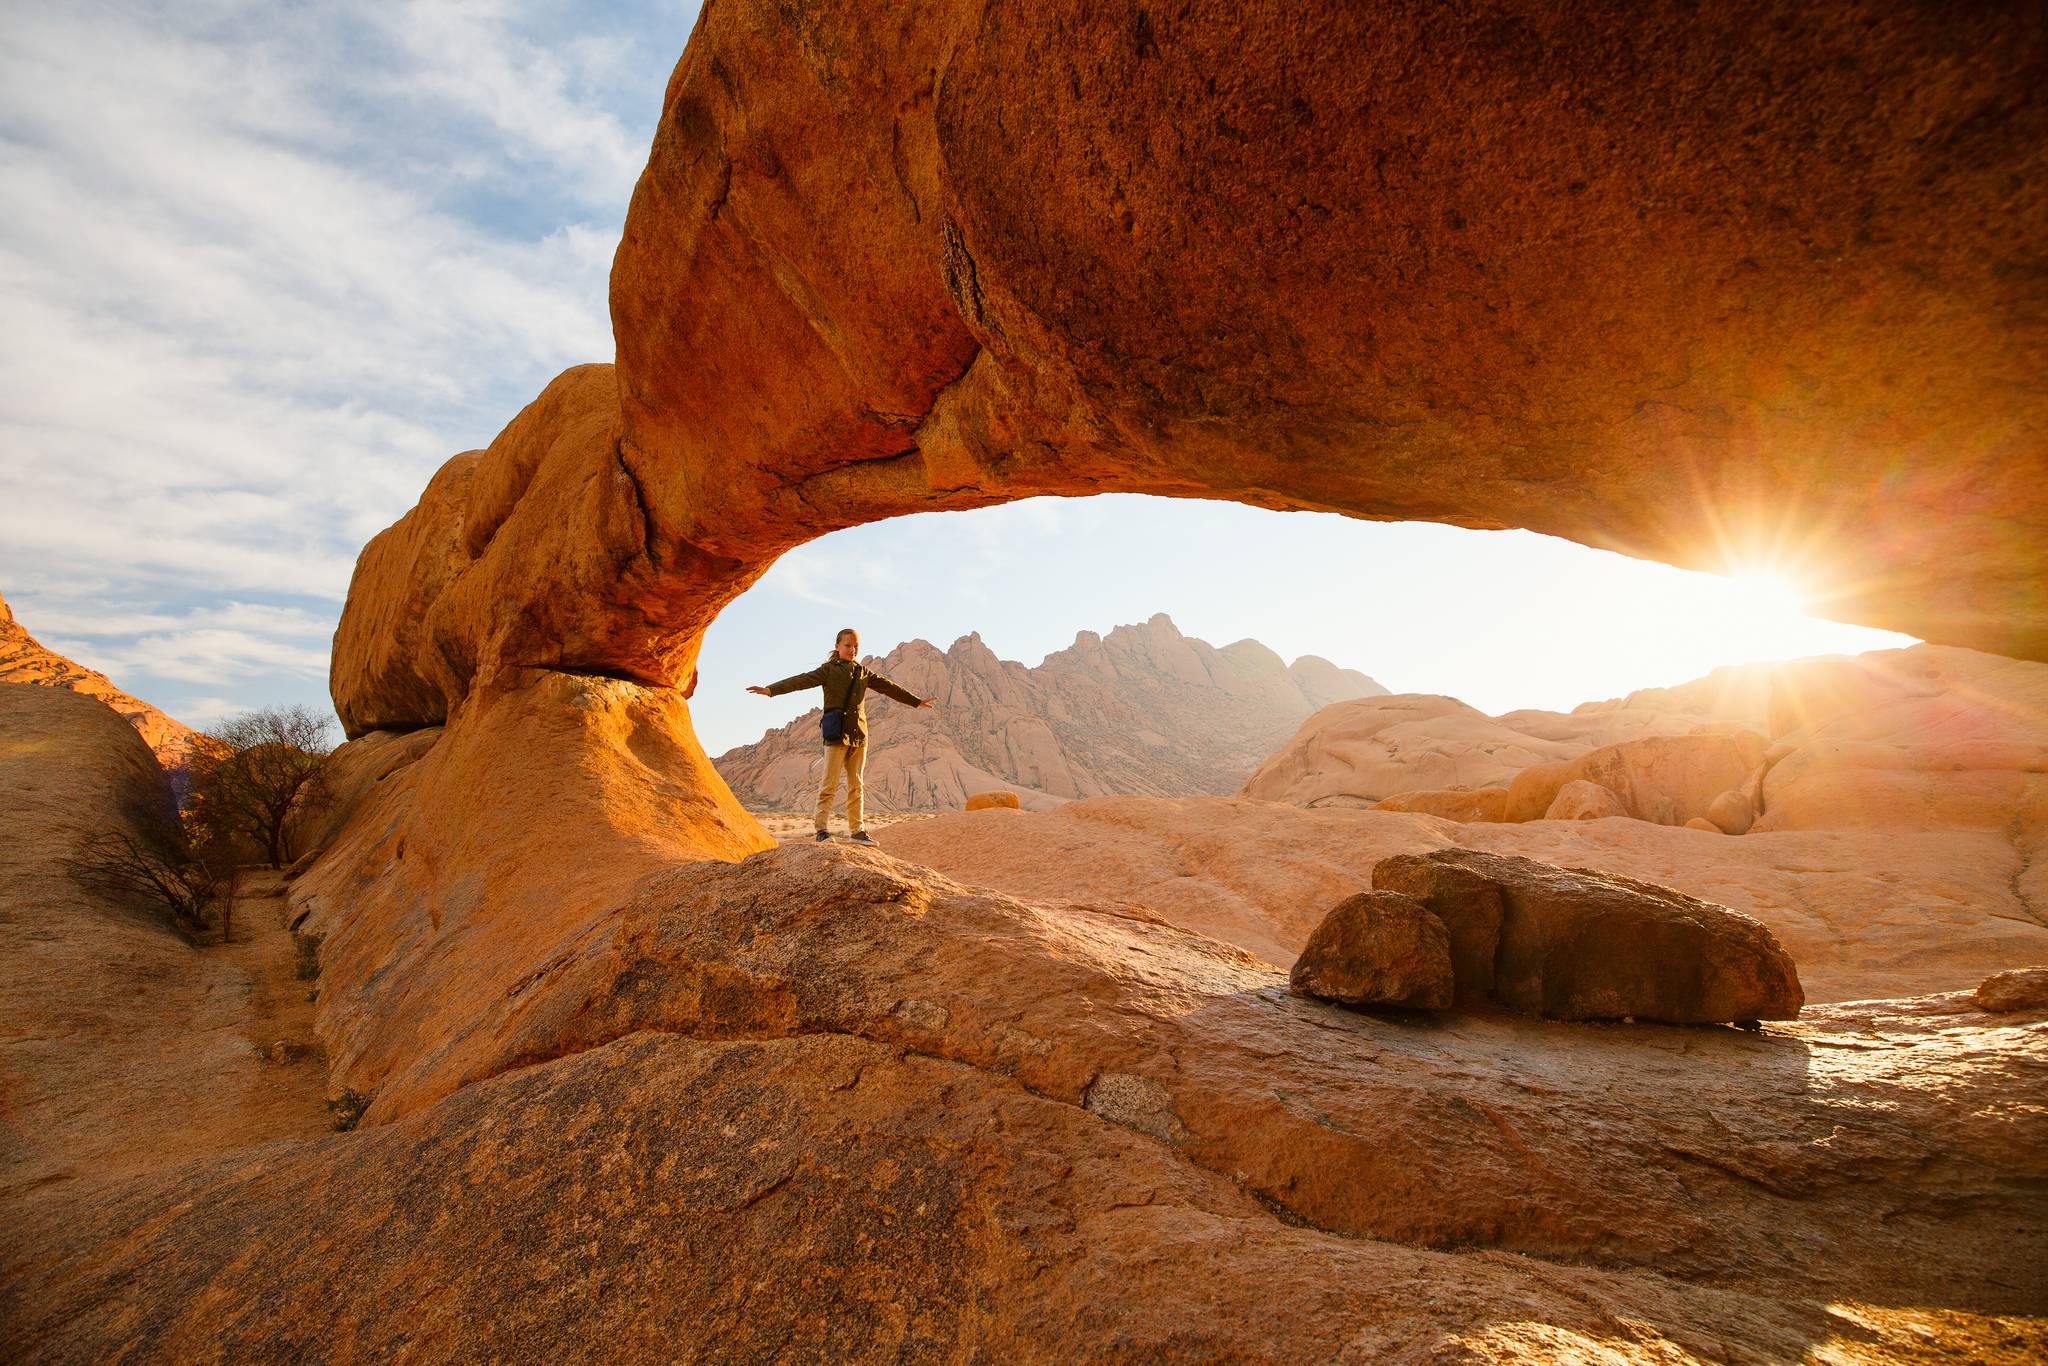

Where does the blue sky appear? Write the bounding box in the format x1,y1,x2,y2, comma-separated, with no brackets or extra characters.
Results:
0,0,1910,757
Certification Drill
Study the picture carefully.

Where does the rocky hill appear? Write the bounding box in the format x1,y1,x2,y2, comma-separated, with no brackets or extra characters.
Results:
714,613,1386,811
0,590,200,768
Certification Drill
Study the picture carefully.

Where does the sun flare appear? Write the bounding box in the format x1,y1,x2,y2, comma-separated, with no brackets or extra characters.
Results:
1720,569,1809,620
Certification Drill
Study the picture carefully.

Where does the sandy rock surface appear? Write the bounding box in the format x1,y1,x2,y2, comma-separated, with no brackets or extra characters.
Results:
0,685,329,1209
13,841,2045,1362
1371,784,1509,822
8,1015,2038,1365
286,670,774,1119
880,796,2048,1002
8,680,2045,1361
1977,968,2048,1014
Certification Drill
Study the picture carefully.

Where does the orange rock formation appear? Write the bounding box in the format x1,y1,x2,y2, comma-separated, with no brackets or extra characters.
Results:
339,4,2047,742
0,591,200,768
20,5,2037,1358
307,3,2048,1061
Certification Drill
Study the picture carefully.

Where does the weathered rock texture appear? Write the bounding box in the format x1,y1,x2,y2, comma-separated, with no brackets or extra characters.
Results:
0,685,328,1212
124,4,2045,1356
883,795,2048,1002
1288,890,1454,1009
0,591,199,768
1371,850,1803,1023
13,840,2045,1362
1976,968,2048,1014
717,614,1383,811
1243,690,1766,813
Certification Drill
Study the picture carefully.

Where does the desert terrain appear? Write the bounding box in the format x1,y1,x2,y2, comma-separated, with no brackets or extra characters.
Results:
4,0,2047,1361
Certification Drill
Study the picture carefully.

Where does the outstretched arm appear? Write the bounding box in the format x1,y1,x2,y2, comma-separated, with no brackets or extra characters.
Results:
749,667,824,697
867,674,932,709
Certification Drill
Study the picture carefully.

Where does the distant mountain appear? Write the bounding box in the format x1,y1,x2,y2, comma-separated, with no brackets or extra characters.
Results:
0,591,200,768
715,613,1387,811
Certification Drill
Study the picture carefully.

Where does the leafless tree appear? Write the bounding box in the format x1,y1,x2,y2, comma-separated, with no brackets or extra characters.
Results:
187,705,337,869
61,792,233,942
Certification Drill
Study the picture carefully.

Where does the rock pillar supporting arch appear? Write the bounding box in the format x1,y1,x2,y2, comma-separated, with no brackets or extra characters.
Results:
302,0,2048,1116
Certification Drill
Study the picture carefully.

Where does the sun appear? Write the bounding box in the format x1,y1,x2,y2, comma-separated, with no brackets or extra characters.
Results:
1720,569,1809,620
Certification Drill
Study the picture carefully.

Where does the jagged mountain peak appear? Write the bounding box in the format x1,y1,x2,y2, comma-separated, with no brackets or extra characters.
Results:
716,616,1386,811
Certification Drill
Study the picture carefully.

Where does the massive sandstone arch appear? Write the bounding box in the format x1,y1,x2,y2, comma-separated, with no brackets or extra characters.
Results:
300,1,2048,1112
337,0,2047,741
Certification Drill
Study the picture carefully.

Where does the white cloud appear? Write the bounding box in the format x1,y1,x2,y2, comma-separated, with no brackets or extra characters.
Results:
173,695,248,728
53,626,330,687
0,1,686,713
24,600,334,640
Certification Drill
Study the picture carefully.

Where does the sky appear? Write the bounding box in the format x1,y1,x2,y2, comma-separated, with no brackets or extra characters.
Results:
0,0,1913,758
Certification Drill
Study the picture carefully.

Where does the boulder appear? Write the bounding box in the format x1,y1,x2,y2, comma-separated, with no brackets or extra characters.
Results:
965,791,1021,811
1504,760,1578,823
1509,733,1766,826
1974,968,2048,1013
1288,891,1454,1009
1752,647,2048,838
1684,817,1723,833
1705,787,1756,836
1545,779,1627,821
1370,786,1510,823
1372,849,1803,1024
1362,853,1504,997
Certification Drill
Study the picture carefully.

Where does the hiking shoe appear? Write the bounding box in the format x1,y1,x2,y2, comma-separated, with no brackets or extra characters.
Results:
814,829,832,842
847,831,877,846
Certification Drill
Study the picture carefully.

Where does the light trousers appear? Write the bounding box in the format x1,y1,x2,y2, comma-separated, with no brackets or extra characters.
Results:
815,741,866,833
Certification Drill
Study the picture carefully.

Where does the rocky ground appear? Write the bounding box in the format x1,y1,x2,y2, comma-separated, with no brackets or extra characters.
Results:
0,685,329,1221
879,795,2047,1002
5,666,2047,1361
8,836,2044,1362
754,810,938,842
6,0,2047,1349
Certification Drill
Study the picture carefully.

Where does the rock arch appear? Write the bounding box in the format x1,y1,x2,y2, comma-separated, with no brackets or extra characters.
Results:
301,1,2047,1112
338,0,2046,743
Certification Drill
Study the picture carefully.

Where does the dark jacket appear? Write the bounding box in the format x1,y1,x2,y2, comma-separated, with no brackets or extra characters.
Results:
766,656,923,746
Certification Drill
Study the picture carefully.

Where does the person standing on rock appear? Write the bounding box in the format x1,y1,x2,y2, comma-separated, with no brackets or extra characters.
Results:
748,627,932,845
